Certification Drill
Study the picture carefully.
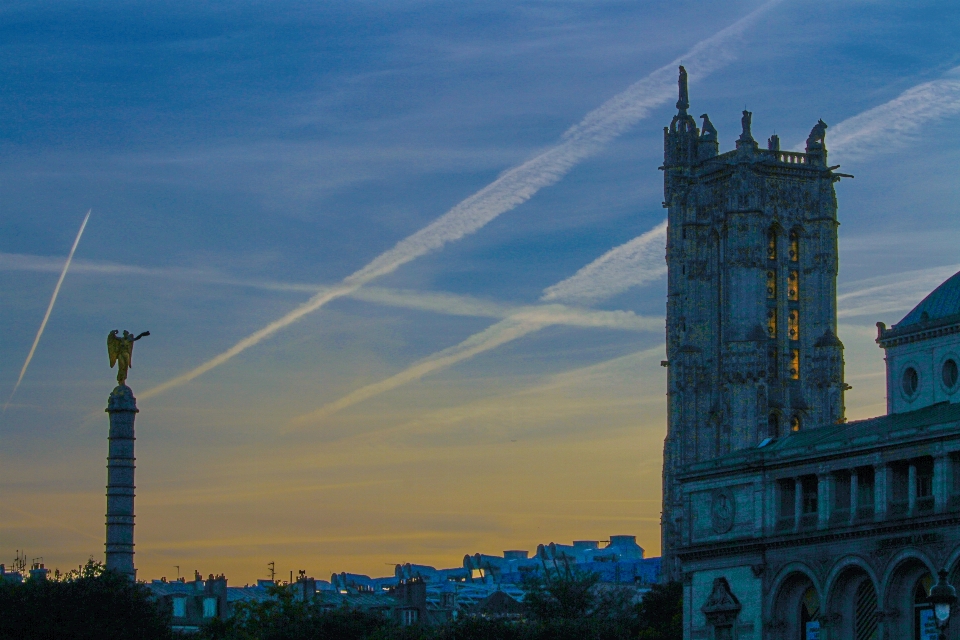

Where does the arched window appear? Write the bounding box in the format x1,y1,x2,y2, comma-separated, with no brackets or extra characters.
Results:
914,575,935,640
789,230,799,262
788,270,799,301
789,349,800,380
767,228,777,261
855,579,879,639
790,414,801,432
768,412,780,437
799,586,820,638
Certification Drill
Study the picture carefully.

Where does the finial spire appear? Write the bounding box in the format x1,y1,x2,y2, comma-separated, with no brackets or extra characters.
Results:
676,66,689,112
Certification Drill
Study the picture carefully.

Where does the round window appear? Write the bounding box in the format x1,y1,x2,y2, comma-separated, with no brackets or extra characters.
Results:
902,366,919,397
943,359,959,390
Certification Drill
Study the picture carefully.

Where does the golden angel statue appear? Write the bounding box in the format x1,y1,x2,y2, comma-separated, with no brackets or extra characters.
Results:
107,330,150,385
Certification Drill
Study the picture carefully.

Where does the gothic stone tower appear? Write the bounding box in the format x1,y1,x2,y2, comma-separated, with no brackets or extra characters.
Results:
660,67,846,579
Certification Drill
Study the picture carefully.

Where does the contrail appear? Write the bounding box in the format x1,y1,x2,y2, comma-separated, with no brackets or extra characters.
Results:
837,264,960,319
290,319,545,425
0,250,653,328
4,209,91,411
798,65,960,159
293,54,960,425
143,0,781,400
288,219,670,428
542,220,668,304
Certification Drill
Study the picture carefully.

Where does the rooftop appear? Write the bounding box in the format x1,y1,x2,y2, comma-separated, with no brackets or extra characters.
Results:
683,400,960,476
897,270,960,329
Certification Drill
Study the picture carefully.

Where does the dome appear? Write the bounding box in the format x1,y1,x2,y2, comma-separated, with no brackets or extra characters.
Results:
896,270,960,328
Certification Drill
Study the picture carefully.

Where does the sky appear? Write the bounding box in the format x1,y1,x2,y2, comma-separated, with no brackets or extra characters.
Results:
1,0,960,585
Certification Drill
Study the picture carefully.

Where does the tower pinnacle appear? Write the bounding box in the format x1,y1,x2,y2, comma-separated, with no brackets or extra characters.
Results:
676,66,689,112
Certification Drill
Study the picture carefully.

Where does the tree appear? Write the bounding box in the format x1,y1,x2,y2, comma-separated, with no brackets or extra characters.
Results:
0,568,172,640
637,581,682,640
198,584,409,640
518,568,639,640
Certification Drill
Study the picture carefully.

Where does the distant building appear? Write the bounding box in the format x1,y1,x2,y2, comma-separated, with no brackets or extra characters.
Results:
661,67,960,639
329,533,660,621
143,532,660,630
148,573,229,633
0,564,23,584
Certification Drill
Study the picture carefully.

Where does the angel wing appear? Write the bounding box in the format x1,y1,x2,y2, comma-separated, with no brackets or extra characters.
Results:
107,331,121,368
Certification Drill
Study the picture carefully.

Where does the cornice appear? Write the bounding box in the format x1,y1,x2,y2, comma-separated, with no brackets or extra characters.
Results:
677,513,960,564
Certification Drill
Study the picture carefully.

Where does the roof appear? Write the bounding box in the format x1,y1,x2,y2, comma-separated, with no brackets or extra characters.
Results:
465,590,524,615
896,269,960,329
683,401,960,475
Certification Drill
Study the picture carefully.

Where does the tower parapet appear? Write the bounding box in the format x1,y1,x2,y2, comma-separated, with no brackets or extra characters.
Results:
659,68,846,580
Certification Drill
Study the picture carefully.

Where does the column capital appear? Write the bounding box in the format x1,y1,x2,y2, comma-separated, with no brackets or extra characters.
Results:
106,385,139,413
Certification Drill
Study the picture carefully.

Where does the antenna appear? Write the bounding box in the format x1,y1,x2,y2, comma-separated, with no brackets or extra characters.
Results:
267,561,276,582
174,565,180,581
13,550,27,574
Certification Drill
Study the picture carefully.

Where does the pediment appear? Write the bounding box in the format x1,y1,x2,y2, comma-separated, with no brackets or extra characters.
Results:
702,577,741,616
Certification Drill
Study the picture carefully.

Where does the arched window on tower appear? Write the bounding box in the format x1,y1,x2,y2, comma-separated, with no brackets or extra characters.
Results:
788,270,799,301
768,412,780,437
790,414,801,432
789,230,799,262
767,228,777,261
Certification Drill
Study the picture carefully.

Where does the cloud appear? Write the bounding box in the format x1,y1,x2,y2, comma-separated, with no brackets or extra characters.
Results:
541,220,667,304
141,0,781,400
800,66,960,159
837,264,960,319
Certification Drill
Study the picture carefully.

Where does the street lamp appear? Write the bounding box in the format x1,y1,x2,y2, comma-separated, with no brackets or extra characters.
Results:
929,569,958,640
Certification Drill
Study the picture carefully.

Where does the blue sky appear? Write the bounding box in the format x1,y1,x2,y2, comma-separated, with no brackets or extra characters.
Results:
2,0,960,583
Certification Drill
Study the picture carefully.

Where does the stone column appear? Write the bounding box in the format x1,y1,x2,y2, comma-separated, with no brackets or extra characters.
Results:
875,463,889,522
794,477,802,532
908,463,917,515
105,385,138,580
934,455,950,513
850,470,859,525
817,474,831,529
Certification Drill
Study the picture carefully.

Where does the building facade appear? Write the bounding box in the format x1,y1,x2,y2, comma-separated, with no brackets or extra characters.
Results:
661,67,960,639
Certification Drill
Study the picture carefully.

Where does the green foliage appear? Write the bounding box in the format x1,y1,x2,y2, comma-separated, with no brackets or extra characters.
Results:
0,569,172,640
637,582,682,640
198,585,404,640
197,575,683,640
53,557,105,583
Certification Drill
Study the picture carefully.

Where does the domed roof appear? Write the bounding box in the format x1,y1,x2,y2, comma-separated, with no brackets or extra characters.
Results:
896,270,960,328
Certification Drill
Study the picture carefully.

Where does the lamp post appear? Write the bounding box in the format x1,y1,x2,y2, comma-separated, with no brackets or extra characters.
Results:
929,569,958,640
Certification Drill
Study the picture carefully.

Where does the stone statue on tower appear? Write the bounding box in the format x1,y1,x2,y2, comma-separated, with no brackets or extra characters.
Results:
107,330,149,385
